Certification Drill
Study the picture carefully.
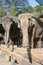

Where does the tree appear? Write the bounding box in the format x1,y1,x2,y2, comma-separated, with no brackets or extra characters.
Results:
18,6,33,14
35,5,42,13
22,6,33,13
12,0,29,8
0,3,6,18
0,0,29,12
10,4,19,16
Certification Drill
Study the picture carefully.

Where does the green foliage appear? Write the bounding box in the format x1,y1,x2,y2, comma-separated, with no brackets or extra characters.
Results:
6,0,11,4
0,0,43,18
12,0,18,4
34,5,43,13
16,5,33,15
10,4,19,16
31,5,43,18
3,0,29,10
12,0,28,7
21,6,29,13
32,12,41,18
0,3,6,18
27,6,33,13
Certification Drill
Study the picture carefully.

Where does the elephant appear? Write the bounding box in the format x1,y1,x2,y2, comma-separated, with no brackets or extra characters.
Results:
18,13,34,47
1,13,43,49
30,16,43,48
18,13,43,48
2,16,13,45
1,15,22,48
9,19,23,46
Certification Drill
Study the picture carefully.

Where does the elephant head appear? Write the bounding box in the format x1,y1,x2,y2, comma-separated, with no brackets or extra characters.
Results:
2,16,13,45
18,13,35,47
2,15,21,47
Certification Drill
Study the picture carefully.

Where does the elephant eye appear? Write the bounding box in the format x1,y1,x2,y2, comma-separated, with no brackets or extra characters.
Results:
19,20,20,23
28,18,31,21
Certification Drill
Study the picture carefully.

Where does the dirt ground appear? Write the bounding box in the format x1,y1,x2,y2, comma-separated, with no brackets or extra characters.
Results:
0,44,41,65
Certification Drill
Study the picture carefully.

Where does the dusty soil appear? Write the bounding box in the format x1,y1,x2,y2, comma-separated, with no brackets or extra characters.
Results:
0,44,41,65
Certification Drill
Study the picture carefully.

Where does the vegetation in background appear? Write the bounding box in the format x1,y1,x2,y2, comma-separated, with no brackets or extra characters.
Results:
35,5,43,12
32,5,43,18
0,0,29,10
0,0,43,18
0,3,6,18
10,4,19,16
20,6,33,13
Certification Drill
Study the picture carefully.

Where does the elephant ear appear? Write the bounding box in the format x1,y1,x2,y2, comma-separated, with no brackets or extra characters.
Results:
18,20,20,28
28,18,31,21
2,21,4,28
28,17,32,27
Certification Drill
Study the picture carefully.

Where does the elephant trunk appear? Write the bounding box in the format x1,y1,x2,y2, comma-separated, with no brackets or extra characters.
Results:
4,31,9,45
22,28,28,47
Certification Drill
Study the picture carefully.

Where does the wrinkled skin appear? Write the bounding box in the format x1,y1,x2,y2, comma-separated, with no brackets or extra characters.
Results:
2,16,13,45
30,17,43,48
1,14,43,48
18,13,33,47
18,13,43,48
2,16,22,47
9,21,22,46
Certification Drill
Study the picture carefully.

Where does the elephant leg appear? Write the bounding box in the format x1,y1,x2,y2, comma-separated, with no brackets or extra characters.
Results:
22,29,28,47
4,32,7,44
33,37,38,48
37,37,42,48
4,31,9,46
6,31,9,44
31,36,34,48
33,41,37,48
